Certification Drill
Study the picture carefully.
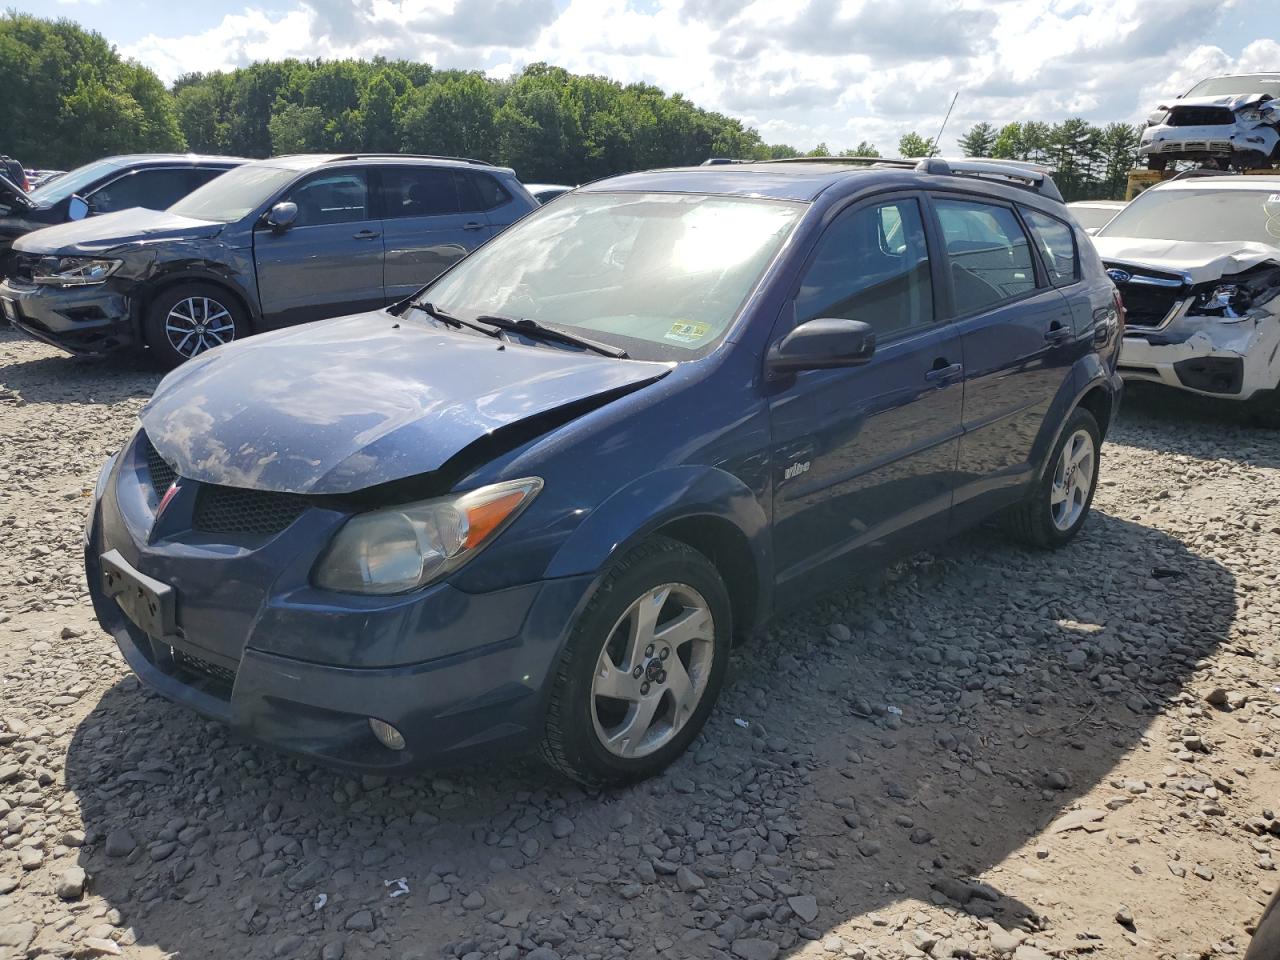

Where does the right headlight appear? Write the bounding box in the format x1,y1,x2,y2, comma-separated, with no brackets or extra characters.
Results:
313,478,543,595
1146,108,1170,127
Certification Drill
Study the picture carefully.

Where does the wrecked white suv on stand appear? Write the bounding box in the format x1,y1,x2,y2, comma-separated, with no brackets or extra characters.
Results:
1092,175,1280,418
1140,73,1280,171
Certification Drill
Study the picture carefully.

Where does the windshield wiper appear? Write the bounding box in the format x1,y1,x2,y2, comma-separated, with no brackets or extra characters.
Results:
474,315,629,359
410,301,501,338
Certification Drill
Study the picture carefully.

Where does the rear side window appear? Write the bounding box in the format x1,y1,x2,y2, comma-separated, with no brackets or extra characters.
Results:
88,168,194,214
380,167,461,219
461,173,511,212
285,172,370,226
795,197,934,340
1022,207,1079,286
934,198,1037,314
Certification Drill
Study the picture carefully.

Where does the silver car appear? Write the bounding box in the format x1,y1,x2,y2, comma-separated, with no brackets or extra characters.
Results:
1140,73,1280,171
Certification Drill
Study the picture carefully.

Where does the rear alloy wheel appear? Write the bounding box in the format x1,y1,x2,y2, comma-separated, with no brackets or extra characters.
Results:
540,537,731,786
144,283,247,369
1006,407,1102,549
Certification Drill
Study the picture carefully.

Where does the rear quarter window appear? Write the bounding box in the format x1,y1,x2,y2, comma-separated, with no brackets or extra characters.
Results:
1022,207,1079,286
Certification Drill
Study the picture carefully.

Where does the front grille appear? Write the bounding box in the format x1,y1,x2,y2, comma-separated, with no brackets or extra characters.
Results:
1105,266,1187,328
172,648,237,691
1167,106,1236,127
193,484,308,537
142,435,176,498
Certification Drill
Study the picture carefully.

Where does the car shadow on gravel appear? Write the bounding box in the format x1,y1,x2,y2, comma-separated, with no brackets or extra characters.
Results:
0,328,160,406
1116,381,1280,467
61,510,1235,960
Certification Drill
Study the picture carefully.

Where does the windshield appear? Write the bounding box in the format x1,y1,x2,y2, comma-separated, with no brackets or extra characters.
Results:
27,157,123,206
419,191,805,360
168,164,298,223
1068,205,1122,231
1185,74,1280,97
1097,188,1280,247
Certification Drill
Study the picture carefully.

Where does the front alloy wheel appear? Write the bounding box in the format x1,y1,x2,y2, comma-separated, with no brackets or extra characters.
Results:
590,583,716,759
540,537,731,786
143,281,249,370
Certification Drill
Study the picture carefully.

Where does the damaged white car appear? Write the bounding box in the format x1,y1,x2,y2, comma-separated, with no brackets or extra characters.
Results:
1140,73,1280,171
1092,175,1280,415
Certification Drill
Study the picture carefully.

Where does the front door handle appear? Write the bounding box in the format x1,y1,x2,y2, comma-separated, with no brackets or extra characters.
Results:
352,229,380,240
1045,322,1071,343
925,361,963,384
462,222,486,232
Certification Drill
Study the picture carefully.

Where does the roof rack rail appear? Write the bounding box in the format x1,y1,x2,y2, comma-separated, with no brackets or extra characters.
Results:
914,157,1065,202
758,155,1065,201
325,153,495,167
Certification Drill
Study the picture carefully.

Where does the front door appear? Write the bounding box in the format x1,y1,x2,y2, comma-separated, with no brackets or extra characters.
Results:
254,169,385,328
378,166,490,302
769,194,963,593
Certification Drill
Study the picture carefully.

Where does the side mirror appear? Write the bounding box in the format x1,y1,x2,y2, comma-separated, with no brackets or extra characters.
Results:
67,195,89,221
767,317,876,375
265,201,298,232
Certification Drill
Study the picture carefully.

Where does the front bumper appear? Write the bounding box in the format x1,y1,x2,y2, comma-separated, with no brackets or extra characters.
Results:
85,440,595,774
1118,318,1280,401
1139,122,1279,161
0,277,135,354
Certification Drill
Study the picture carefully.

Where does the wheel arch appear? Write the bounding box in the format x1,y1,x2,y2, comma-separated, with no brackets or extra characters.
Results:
138,269,259,337
543,465,773,642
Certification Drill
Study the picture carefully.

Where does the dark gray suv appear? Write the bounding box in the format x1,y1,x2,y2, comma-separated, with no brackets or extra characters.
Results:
0,154,537,367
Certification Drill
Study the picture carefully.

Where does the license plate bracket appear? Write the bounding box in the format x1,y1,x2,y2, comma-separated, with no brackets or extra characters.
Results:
101,549,176,638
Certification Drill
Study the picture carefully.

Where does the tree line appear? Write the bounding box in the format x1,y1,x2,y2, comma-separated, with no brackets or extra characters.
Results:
3,12,1141,199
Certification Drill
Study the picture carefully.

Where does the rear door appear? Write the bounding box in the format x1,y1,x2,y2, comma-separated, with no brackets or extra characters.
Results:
932,194,1077,526
378,165,484,301
253,169,385,328
769,193,963,592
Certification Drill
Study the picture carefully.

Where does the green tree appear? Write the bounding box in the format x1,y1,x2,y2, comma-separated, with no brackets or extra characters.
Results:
841,141,880,158
0,12,184,167
399,72,498,160
898,131,936,158
958,122,996,157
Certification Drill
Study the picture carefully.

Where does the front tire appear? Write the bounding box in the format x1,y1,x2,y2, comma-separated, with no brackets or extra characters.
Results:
143,283,247,369
1006,407,1101,549
540,536,732,787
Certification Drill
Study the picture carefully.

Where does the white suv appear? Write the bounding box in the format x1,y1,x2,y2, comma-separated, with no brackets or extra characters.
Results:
1140,74,1280,171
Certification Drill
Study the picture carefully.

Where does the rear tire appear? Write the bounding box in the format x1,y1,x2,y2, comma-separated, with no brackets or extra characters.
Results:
1006,407,1101,549
143,282,248,370
539,536,732,787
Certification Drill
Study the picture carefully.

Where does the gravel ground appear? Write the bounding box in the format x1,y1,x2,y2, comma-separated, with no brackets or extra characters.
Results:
0,325,1277,960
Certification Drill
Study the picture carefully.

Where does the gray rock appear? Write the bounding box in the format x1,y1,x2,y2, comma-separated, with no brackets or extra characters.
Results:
344,909,376,932
427,883,450,904
104,829,136,858
676,865,705,892
550,816,575,839
732,938,780,960
17,846,42,870
788,894,818,923
273,934,303,957
462,891,485,910
321,941,346,960
0,922,36,952
525,949,561,960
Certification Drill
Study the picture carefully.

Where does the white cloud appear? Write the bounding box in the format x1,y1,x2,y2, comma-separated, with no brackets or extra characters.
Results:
121,0,1280,154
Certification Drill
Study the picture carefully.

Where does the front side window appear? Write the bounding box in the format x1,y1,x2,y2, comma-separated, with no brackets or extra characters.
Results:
27,157,122,205
286,172,370,227
380,167,460,219
88,169,193,214
794,198,934,340
934,198,1037,314
1022,208,1079,286
420,191,805,361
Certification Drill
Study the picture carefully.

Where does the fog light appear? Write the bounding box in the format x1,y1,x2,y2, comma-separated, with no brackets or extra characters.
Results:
368,718,406,751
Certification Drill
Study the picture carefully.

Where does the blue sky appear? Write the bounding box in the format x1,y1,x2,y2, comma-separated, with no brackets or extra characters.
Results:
19,0,1280,153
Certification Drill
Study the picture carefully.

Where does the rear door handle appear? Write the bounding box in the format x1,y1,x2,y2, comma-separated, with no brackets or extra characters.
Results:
462,222,486,232
925,362,963,384
1045,322,1071,343
353,229,380,240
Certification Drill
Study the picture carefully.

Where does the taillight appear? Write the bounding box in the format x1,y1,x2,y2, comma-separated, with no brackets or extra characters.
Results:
1112,289,1126,330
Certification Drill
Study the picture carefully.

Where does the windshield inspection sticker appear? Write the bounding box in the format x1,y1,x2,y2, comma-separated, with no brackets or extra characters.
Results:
665,320,711,344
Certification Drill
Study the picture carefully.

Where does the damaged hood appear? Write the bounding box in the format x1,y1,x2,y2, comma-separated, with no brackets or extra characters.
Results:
141,311,672,495
1168,92,1275,113
13,207,222,256
1092,236,1280,284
